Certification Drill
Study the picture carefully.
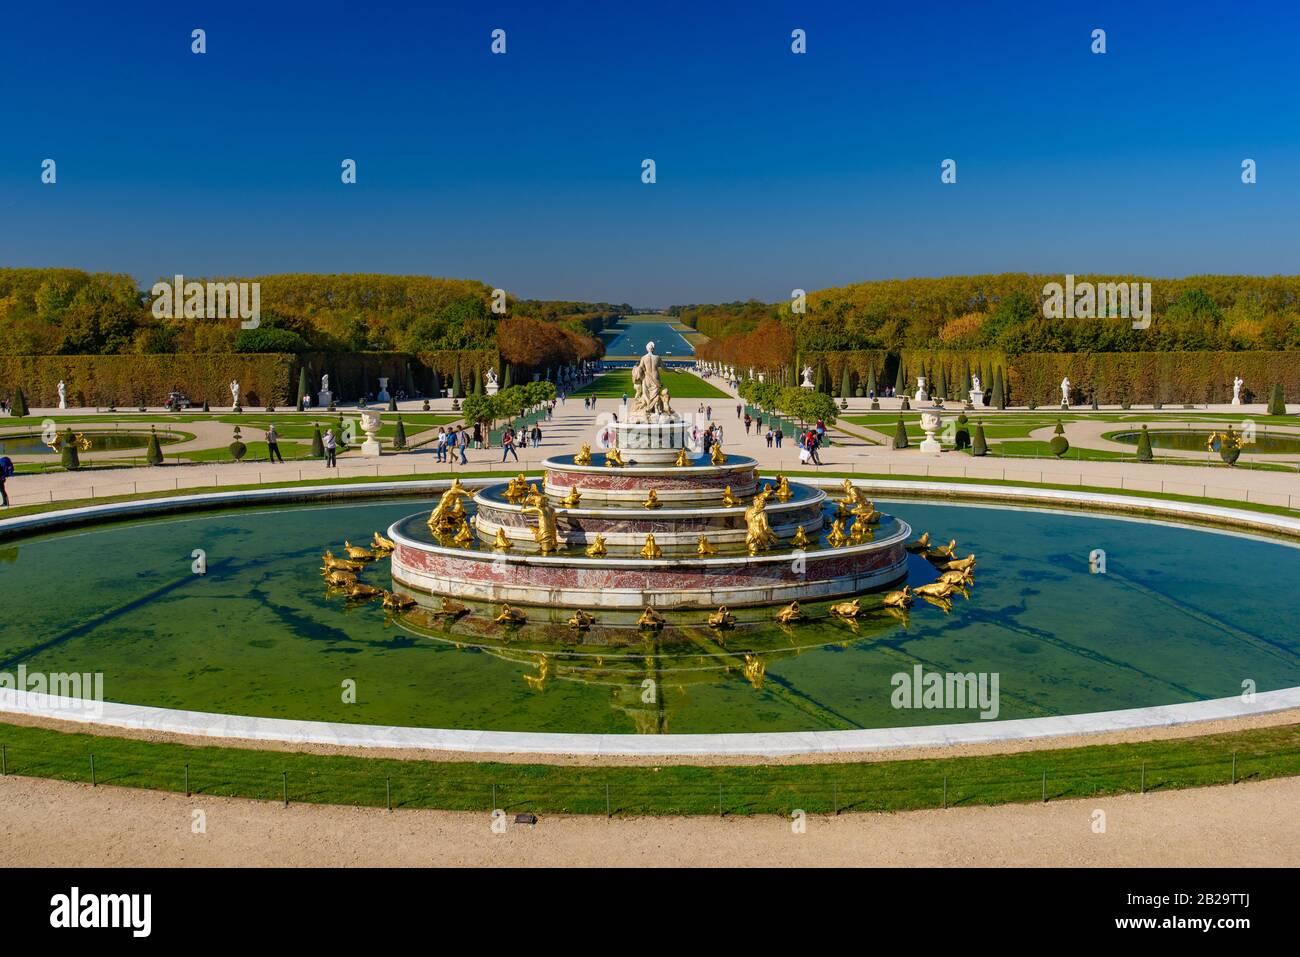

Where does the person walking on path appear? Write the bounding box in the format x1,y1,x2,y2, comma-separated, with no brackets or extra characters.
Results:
736,404,742,419
457,426,469,465
472,422,483,450
706,405,712,421
774,428,783,449
0,456,12,507
501,427,519,462
266,424,285,464
744,413,752,434
765,427,773,448
323,428,337,467
531,423,542,446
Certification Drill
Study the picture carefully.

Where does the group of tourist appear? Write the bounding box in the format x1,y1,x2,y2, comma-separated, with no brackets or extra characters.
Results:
434,426,471,464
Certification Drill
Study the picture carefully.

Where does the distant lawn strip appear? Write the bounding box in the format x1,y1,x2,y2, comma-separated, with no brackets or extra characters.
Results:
572,370,728,399
0,718,1296,815
2,464,1296,530
0,412,456,431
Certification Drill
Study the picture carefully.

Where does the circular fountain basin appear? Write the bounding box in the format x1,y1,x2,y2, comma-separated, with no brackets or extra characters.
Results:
542,453,759,505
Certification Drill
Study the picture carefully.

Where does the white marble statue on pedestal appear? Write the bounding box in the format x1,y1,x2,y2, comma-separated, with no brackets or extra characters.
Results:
485,368,499,395
1232,375,1244,406
968,373,984,407
915,376,929,403
318,373,332,409
1060,377,1071,407
57,380,66,410
230,379,241,409
800,365,815,389
376,377,391,403
630,342,672,421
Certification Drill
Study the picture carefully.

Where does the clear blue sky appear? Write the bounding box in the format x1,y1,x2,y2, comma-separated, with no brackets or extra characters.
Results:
2,0,1297,306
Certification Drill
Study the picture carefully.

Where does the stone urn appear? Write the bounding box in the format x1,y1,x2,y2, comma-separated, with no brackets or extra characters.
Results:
919,410,943,455
359,410,383,457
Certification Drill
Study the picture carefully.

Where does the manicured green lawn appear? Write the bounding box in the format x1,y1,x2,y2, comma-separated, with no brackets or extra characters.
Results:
572,370,728,399
0,717,1295,815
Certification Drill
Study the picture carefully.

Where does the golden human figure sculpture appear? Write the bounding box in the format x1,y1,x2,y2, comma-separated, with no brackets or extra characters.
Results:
696,534,718,556
429,479,474,528
520,492,560,554
492,527,512,550
743,492,779,555
848,517,873,544
721,486,739,507
574,443,593,466
774,475,793,502
585,534,607,557
560,486,582,508
710,443,727,465
839,479,866,506
641,488,661,508
640,534,663,559
826,518,849,548
504,474,530,503
790,525,810,549
605,446,626,467
853,500,881,524
674,447,690,467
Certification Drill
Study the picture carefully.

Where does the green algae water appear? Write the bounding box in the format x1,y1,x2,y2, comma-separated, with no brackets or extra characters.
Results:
1,498,1297,735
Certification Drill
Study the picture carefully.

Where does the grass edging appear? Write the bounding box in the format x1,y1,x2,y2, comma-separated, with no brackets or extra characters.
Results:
1,718,1296,815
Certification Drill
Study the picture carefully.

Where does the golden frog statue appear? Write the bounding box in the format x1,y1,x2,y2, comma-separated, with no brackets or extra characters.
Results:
790,525,811,549
641,489,661,509
904,531,931,553
848,517,873,544
429,479,475,528
453,521,475,547
520,492,561,554
743,493,779,555
495,603,528,624
343,540,377,561
775,601,805,624
585,534,608,557
707,605,737,628
710,443,727,465
882,586,913,608
674,447,690,467
381,590,417,612
840,478,866,506
605,447,626,467
567,609,596,630
774,475,793,502
720,485,739,507
637,606,666,629
491,527,512,550
640,534,663,560
560,486,582,508
574,443,592,466
829,598,861,618
696,534,718,557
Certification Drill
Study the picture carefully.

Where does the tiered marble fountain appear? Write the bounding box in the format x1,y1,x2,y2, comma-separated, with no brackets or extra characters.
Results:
388,344,910,611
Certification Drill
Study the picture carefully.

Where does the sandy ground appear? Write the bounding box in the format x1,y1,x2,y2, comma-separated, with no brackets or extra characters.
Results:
2,772,1296,867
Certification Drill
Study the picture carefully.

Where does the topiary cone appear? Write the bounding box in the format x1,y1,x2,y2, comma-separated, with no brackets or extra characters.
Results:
893,415,910,449
1267,383,1287,416
972,422,988,457
393,415,407,450
146,425,164,466
12,387,29,418
311,424,324,458
1135,425,1153,462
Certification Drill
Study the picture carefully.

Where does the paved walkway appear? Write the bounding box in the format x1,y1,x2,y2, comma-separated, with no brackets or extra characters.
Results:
2,381,1298,511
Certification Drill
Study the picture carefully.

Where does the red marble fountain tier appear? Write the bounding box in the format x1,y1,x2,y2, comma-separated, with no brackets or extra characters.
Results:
542,456,758,505
388,520,910,609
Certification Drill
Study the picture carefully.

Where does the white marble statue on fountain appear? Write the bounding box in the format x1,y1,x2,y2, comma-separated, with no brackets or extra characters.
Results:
1232,375,1244,406
630,341,674,421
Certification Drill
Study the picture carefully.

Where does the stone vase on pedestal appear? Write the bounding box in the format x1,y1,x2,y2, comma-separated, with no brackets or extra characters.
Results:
376,378,391,403
359,410,383,457
919,410,943,455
